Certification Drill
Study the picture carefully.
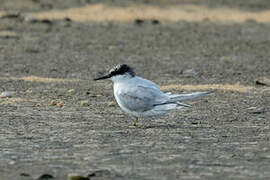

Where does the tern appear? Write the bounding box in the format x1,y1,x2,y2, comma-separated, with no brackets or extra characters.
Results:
94,64,213,126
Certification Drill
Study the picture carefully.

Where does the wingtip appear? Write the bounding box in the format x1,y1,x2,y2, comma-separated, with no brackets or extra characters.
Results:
177,102,192,108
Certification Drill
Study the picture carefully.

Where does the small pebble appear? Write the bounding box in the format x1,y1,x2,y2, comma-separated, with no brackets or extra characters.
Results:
57,101,64,108
80,101,89,107
50,100,57,106
108,45,118,50
182,68,198,77
37,174,54,179
67,89,75,94
88,169,111,177
20,173,30,177
151,19,160,25
64,17,72,22
68,174,89,180
8,160,15,165
0,91,15,98
247,107,265,114
255,77,270,86
26,89,33,93
1,12,22,19
35,103,41,108
30,18,53,25
107,101,115,107
134,19,144,25
0,31,19,38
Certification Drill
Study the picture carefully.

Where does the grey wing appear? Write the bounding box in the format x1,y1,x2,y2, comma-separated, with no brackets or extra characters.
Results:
118,85,167,112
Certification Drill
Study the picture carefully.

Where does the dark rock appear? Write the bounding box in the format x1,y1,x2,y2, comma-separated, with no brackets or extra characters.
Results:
36,174,54,179
151,19,160,25
134,19,144,25
20,173,30,177
88,169,111,177
29,19,54,25
64,17,72,22
255,77,270,86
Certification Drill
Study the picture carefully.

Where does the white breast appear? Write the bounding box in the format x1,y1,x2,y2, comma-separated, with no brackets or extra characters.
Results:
113,82,134,115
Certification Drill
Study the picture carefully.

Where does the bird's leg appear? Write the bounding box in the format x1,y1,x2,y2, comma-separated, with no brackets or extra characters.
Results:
133,117,138,127
128,118,138,128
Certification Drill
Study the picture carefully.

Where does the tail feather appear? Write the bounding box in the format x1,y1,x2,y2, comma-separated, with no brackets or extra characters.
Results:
154,90,214,111
154,103,178,111
169,90,214,102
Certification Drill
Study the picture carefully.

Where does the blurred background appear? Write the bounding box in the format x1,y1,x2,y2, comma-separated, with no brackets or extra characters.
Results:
0,1,270,180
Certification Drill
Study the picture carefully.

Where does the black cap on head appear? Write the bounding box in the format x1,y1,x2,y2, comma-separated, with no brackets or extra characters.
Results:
94,64,135,81
109,64,135,77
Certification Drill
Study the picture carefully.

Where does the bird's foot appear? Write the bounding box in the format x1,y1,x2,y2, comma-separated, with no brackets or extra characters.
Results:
133,118,138,126
127,119,138,128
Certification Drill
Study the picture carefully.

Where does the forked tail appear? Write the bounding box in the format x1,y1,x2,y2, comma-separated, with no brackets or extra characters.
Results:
168,90,214,107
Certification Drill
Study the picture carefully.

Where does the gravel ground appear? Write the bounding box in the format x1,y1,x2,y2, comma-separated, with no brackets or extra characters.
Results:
0,0,270,179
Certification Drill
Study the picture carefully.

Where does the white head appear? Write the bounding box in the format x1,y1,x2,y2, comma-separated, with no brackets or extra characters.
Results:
94,64,135,82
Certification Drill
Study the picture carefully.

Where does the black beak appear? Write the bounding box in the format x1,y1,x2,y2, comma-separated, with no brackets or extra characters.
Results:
94,74,111,81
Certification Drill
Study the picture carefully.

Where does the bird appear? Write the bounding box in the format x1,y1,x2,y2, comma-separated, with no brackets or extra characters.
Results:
94,64,213,126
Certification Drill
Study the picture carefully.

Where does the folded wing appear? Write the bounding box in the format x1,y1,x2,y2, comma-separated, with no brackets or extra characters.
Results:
118,85,168,112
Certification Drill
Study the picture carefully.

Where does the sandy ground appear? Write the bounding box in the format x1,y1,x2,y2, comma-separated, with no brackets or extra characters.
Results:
0,0,270,179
